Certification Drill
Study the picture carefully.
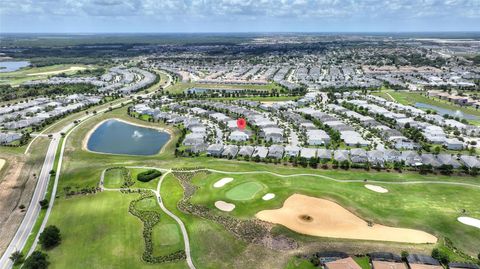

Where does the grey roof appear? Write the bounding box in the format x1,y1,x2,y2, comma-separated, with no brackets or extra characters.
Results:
368,252,402,263
407,254,440,266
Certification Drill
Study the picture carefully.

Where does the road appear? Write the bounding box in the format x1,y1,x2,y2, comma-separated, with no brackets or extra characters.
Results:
0,69,171,268
0,134,59,268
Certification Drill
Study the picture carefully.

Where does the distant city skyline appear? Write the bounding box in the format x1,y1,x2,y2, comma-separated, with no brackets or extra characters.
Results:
1,0,479,33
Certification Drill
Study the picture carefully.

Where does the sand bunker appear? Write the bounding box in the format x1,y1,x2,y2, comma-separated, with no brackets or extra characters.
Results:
256,194,437,244
213,177,234,188
0,159,5,171
214,201,235,212
262,193,275,201
458,217,480,229
365,184,389,193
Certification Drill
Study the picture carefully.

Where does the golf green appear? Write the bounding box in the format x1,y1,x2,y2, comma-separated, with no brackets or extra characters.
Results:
225,181,264,201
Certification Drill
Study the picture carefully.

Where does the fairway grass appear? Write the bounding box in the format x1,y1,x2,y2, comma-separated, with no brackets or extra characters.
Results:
225,181,264,201
0,64,92,85
45,192,187,269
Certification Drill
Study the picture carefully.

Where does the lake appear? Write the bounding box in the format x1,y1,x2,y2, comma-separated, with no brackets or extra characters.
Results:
415,102,478,120
0,61,30,72
87,119,171,156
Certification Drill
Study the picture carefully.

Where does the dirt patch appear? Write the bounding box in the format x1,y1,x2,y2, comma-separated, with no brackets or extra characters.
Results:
215,201,236,212
214,177,233,188
365,184,389,193
256,194,437,244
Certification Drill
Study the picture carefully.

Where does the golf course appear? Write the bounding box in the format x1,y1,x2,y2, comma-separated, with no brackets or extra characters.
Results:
21,105,479,269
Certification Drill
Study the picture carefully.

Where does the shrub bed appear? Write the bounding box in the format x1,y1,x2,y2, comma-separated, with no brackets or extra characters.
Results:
129,191,186,264
137,169,162,182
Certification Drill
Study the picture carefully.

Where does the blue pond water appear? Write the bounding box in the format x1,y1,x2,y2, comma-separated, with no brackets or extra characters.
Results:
415,102,478,120
87,119,170,156
0,61,30,72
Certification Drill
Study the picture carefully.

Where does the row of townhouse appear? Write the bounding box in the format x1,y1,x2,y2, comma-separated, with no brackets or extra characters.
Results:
0,132,22,144
205,143,480,168
2,95,102,130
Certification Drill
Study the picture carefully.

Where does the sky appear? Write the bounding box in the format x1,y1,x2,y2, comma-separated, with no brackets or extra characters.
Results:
0,0,479,33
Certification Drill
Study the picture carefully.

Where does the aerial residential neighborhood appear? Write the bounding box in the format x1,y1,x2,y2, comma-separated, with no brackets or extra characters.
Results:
0,1,479,269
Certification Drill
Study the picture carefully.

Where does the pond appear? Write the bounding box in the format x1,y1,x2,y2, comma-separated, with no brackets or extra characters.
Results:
0,61,30,72
415,102,478,120
185,87,242,94
87,119,170,156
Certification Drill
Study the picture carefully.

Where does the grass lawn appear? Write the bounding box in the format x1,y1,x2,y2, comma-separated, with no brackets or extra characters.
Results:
284,256,317,269
354,256,372,269
103,168,124,188
164,81,281,94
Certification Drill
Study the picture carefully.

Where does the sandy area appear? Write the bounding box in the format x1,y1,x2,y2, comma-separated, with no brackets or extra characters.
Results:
365,184,389,193
0,159,5,171
457,217,480,229
214,177,234,188
214,201,235,212
82,118,174,155
262,193,275,201
27,66,86,76
256,194,437,244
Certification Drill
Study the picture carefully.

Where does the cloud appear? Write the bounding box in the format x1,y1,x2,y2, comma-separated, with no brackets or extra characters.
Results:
0,0,478,32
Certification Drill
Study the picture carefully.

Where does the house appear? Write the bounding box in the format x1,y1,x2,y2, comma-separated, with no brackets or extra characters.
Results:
406,254,442,269
421,154,441,167
383,149,402,163
207,144,224,157
325,257,362,269
448,263,480,269
284,145,301,157
222,145,239,158
300,148,317,159
436,154,461,168
306,129,331,145
444,138,464,150
186,143,208,154
369,252,407,269
317,149,332,160
367,150,384,165
252,146,269,158
340,131,370,147
267,145,284,159
459,155,480,168
334,150,349,162
0,132,22,144
238,145,254,157
401,151,423,166
183,133,205,146
350,148,368,163
229,131,250,142
263,127,284,143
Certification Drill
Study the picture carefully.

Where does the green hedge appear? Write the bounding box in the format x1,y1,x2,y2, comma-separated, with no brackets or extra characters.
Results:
137,170,162,182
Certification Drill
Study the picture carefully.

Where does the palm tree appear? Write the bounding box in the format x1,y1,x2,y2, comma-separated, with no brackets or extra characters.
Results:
9,250,23,264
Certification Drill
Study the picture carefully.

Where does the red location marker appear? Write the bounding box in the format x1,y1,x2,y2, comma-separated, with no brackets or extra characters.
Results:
237,118,246,130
